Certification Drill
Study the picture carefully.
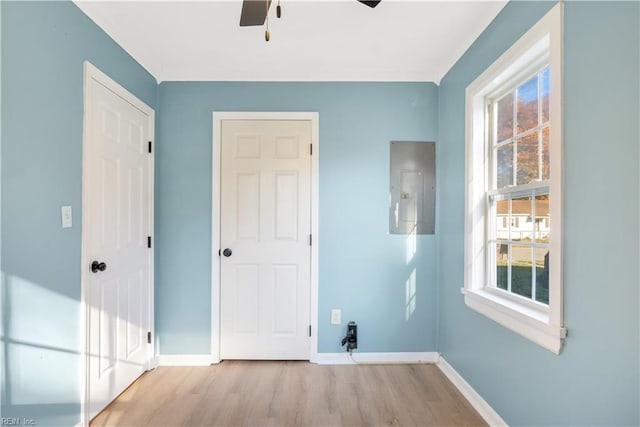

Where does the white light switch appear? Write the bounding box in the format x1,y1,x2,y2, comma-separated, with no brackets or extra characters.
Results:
330,309,341,325
61,206,72,228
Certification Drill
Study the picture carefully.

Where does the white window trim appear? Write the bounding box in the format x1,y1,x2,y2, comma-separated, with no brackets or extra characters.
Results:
463,4,566,354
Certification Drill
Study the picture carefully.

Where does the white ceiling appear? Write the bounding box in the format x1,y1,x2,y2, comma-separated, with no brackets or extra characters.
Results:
73,0,507,83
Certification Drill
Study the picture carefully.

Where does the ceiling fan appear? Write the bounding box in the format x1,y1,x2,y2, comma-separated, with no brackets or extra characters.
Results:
240,0,381,40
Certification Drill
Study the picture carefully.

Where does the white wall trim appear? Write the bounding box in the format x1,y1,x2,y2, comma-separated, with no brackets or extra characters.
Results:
80,61,155,427
158,354,216,366
316,352,440,365
211,112,320,364
437,357,508,427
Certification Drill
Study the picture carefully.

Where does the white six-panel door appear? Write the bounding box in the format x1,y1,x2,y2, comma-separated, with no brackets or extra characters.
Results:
83,65,153,419
220,120,311,359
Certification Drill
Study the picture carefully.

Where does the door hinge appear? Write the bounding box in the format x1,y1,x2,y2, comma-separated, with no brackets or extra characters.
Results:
148,141,152,153
310,144,313,155
147,331,152,344
309,234,312,246
308,325,312,337
147,236,152,248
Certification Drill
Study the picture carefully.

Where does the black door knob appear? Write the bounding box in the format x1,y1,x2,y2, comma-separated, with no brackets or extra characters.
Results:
222,248,232,257
91,261,107,273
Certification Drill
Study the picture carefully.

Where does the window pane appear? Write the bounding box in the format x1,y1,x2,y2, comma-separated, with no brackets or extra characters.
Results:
517,132,539,185
535,249,549,304
541,67,550,123
517,75,538,133
542,126,550,180
497,143,513,188
512,196,533,241
496,243,508,290
534,194,549,243
496,199,509,240
496,93,514,142
511,245,533,298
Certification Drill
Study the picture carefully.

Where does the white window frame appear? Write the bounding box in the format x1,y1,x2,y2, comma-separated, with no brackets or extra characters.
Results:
463,4,566,354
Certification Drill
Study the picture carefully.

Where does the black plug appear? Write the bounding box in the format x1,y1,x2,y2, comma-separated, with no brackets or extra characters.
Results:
341,321,358,352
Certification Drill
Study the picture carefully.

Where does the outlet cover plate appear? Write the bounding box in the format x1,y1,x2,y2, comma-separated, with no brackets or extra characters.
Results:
331,309,341,325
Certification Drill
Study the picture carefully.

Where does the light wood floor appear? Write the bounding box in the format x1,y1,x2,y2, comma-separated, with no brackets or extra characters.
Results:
91,361,486,427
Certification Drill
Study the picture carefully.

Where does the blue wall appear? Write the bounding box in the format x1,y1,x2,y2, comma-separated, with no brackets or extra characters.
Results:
1,2,157,425
156,82,439,354
437,1,639,425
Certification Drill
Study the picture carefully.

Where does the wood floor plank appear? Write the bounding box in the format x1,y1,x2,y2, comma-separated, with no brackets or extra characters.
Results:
91,361,487,427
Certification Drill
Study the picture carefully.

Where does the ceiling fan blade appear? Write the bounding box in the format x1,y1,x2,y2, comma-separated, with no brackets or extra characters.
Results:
358,0,381,8
240,0,272,27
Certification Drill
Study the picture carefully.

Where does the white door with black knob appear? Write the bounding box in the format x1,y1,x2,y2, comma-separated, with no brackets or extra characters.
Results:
220,119,311,360
83,63,154,419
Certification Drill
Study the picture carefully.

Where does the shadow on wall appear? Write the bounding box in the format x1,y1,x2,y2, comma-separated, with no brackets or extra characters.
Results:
0,272,147,425
389,140,436,326
404,225,418,322
1,272,80,424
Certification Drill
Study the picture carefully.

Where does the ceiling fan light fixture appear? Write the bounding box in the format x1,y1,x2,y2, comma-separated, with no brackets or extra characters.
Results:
239,0,272,27
240,0,379,41
357,0,381,8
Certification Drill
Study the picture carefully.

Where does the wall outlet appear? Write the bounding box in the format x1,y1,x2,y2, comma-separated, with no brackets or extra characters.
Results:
330,309,341,325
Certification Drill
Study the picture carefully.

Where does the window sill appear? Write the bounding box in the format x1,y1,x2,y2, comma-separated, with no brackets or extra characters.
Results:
462,287,566,354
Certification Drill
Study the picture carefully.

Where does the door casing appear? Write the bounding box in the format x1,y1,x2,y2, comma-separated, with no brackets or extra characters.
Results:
211,112,319,364
80,61,155,426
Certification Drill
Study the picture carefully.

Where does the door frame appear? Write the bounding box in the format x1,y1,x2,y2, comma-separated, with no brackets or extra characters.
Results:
80,61,155,426
211,112,319,363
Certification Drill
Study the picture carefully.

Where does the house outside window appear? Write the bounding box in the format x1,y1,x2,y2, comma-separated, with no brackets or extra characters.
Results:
463,4,565,354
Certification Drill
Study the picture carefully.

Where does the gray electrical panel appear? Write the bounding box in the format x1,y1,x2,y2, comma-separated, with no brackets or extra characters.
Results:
389,141,436,235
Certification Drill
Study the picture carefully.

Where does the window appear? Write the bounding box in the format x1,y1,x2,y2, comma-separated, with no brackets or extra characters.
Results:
463,4,565,354
490,66,549,304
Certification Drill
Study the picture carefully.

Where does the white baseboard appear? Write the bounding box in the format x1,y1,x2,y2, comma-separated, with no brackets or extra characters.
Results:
157,354,214,366
437,357,508,427
315,352,440,365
